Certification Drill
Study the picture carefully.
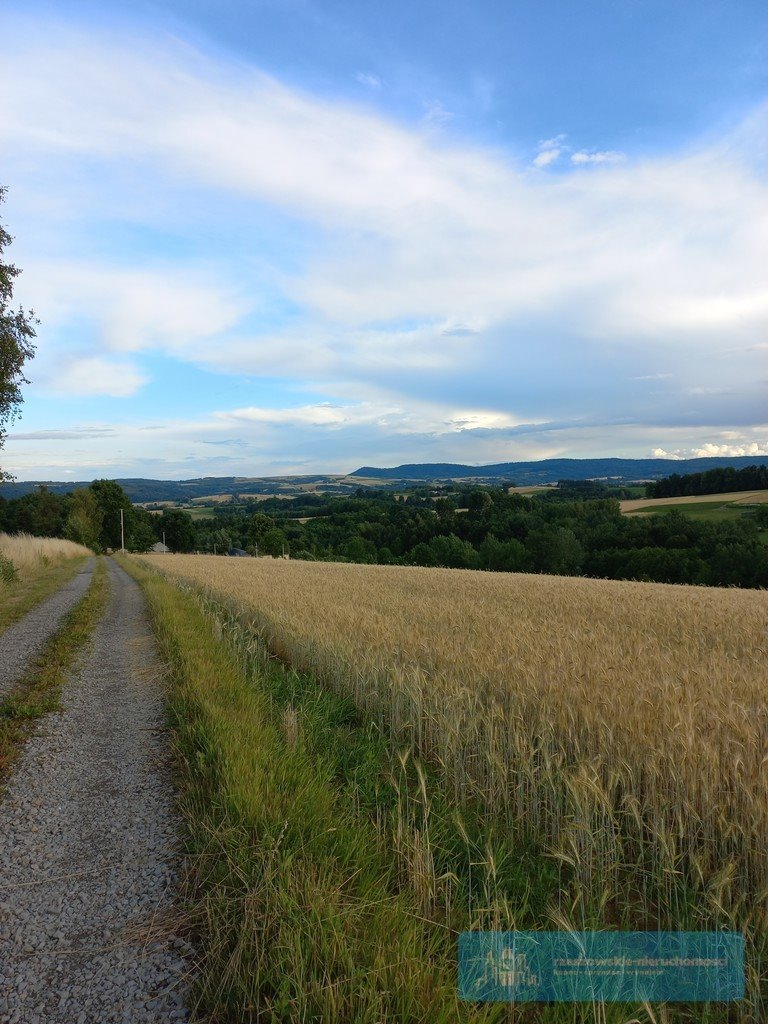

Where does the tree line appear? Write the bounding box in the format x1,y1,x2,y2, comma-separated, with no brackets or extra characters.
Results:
646,464,768,498
0,480,157,552
174,484,768,589
3,481,767,589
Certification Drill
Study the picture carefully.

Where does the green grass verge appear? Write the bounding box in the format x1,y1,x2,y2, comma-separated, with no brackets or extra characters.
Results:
0,555,90,637
0,557,108,784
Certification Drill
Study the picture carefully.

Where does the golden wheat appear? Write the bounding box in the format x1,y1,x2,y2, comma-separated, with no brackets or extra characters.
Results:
0,532,91,575
140,554,768,937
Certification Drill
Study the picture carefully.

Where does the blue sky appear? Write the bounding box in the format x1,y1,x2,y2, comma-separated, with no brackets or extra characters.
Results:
2,0,767,480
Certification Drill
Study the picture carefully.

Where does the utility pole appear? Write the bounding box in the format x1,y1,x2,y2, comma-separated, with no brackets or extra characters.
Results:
120,508,125,553
162,530,166,552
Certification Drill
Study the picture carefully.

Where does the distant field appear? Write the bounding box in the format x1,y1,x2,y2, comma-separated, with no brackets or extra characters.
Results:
142,551,768,1004
627,501,754,524
621,489,768,513
185,505,217,519
506,484,550,494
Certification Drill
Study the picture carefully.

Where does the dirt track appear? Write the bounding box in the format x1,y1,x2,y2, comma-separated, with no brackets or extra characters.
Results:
0,558,192,1022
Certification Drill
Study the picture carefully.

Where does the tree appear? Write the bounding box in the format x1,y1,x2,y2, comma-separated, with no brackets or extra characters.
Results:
246,513,277,547
261,528,288,557
125,507,157,553
341,535,377,563
89,479,133,549
0,188,37,480
65,488,104,550
467,489,493,512
14,485,66,537
158,508,195,553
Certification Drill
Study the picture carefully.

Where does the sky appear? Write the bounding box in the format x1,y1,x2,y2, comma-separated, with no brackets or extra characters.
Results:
1,0,767,481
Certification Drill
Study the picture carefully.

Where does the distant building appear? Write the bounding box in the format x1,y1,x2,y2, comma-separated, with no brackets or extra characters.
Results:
151,541,170,553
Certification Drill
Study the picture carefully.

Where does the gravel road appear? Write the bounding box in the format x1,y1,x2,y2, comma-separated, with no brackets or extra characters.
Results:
0,558,193,1023
0,559,95,697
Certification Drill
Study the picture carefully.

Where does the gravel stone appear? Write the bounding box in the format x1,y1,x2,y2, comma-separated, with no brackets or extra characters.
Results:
0,559,194,1022
0,559,95,697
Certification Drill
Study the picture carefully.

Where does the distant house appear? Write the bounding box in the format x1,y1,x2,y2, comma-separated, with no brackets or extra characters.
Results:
151,541,170,553
227,547,249,557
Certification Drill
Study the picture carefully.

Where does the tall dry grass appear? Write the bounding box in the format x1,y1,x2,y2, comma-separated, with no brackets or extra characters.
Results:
0,532,91,578
142,554,768,995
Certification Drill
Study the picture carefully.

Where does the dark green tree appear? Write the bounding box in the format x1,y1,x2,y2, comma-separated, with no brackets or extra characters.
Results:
158,508,195,553
14,486,66,537
261,528,288,557
0,188,37,480
125,507,157,553
89,479,133,549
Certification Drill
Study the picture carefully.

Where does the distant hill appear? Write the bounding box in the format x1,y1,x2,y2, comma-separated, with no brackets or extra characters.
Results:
3,456,768,501
0,475,347,502
351,456,768,485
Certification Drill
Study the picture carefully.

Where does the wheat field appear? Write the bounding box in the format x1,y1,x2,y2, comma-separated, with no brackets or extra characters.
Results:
141,554,768,954
0,532,91,577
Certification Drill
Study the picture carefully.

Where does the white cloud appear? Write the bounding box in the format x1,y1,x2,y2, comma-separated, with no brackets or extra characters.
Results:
571,150,626,165
217,398,538,434
49,356,148,397
21,263,249,357
653,441,768,459
691,441,768,457
533,147,562,168
652,448,684,459
533,133,567,168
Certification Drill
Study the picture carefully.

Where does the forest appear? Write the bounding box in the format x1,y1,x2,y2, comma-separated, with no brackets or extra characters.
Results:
646,463,768,498
3,477,765,589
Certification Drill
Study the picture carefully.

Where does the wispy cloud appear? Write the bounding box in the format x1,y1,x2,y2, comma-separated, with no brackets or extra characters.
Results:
44,356,148,398
571,149,626,165
533,133,567,167
355,71,382,89
8,428,117,441
421,98,454,127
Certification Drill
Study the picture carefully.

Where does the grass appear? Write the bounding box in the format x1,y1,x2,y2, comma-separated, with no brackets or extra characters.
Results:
0,532,92,636
0,558,108,785
138,553,768,1020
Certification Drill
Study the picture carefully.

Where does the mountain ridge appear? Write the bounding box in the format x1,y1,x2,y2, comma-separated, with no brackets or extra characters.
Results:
2,455,768,501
